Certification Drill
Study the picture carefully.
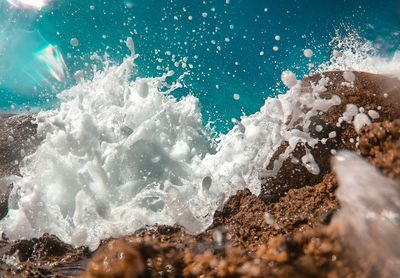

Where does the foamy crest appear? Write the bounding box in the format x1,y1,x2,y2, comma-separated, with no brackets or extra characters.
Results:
1,56,215,249
318,30,400,79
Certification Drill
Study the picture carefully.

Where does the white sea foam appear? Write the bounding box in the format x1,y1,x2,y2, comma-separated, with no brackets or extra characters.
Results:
0,32,399,249
0,50,341,249
317,30,400,79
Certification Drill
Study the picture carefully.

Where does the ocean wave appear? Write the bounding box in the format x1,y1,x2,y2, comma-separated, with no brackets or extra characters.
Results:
0,33,399,249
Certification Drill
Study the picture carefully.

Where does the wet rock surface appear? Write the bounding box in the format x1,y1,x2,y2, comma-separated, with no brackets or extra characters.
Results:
0,114,38,178
0,71,399,277
261,71,400,201
0,234,90,277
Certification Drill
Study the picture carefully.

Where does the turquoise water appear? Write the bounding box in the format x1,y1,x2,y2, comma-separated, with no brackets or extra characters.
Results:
0,0,399,132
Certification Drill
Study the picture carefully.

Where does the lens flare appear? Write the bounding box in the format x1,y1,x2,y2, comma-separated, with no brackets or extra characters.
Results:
0,29,67,95
7,0,51,10
35,44,67,83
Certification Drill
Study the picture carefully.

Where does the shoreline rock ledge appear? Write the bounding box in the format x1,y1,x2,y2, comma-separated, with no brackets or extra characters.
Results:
0,71,399,277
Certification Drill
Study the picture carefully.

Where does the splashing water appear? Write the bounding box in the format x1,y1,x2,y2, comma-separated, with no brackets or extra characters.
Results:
0,33,400,250
317,30,400,79
0,50,291,249
332,152,400,276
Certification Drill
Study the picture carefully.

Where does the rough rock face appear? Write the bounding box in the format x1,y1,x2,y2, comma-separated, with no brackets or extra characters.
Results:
0,114,38,178
261,71,400,201
0,72,399,277
0,234,89,277
359,119,400,180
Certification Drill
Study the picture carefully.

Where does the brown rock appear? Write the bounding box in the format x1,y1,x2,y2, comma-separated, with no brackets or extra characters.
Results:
0,114,38,178
83,240,145,278
261,71,400,201
0,234,89,277
359,119,400,180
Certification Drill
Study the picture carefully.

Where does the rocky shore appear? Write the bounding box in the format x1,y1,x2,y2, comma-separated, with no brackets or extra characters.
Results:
0,71,399,277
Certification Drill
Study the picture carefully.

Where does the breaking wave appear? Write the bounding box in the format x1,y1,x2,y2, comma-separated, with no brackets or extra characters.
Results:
0,33,399,249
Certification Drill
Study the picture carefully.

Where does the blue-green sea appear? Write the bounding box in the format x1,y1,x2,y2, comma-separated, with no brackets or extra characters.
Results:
0,0,399,132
